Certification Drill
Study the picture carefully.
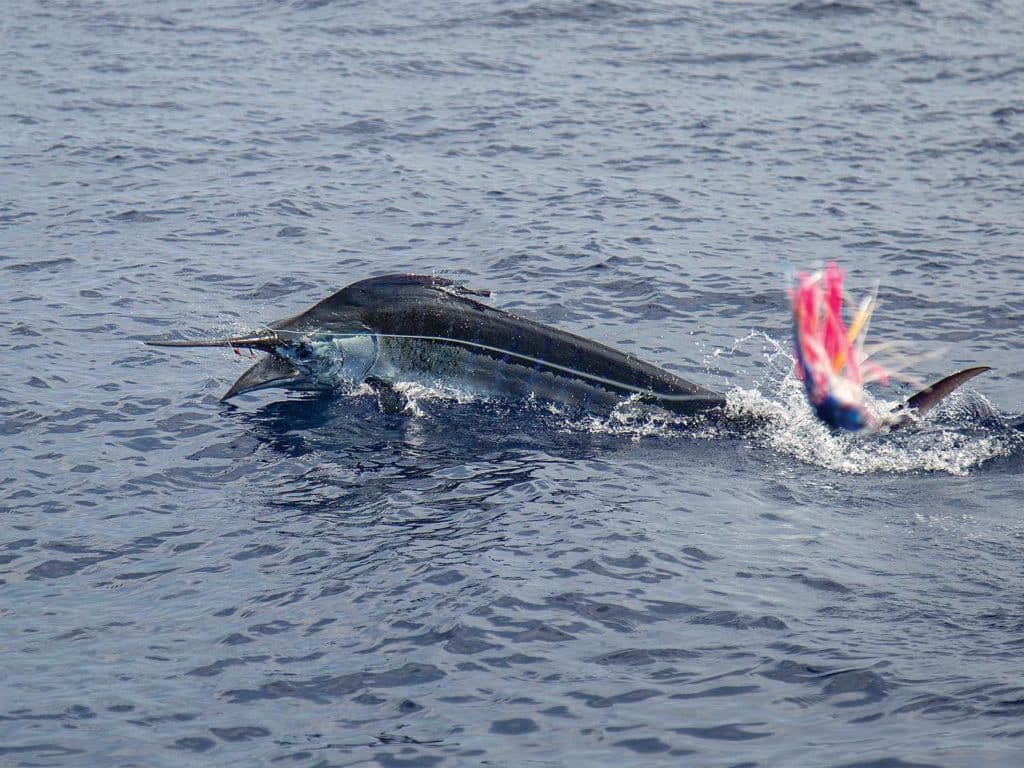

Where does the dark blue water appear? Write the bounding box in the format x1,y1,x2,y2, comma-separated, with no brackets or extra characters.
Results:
3,1,1023,765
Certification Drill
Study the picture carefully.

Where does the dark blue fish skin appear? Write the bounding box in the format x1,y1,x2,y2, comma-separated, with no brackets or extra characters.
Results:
149,274,727,414
271,275,728,415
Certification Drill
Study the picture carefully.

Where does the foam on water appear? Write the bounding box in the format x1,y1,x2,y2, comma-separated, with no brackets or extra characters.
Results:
712,331,1021,475
365,362,1020,476
391,380,481,416
726,382,1017,476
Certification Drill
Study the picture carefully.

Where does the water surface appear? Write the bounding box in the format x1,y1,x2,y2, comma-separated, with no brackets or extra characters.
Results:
2,1,1023,766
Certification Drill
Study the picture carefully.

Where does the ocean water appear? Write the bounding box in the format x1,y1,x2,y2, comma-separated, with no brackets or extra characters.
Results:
2,1,1023,766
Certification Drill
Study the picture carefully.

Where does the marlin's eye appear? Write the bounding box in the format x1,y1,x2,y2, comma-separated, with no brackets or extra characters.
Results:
295,343,314,361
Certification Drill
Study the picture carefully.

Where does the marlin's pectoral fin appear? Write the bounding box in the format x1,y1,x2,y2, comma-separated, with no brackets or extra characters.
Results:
365,376,409,415
222,354,305,401
890,366,991,427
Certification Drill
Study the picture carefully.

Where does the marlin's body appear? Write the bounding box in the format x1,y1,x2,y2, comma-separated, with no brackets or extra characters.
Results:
147,274,727,415
147,273,988,424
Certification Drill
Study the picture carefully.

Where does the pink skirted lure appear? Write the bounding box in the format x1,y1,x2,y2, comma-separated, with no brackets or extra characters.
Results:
790,263,889,431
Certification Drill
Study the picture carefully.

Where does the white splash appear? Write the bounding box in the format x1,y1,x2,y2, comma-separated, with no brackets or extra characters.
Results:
390,380,482,417
724,377,1013,477
572,332,1017,476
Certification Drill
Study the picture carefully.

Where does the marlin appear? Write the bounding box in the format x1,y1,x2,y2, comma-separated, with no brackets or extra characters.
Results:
146,274,988,423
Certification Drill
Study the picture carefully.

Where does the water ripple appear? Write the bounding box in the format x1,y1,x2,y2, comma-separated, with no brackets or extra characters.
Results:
1,0,1022,765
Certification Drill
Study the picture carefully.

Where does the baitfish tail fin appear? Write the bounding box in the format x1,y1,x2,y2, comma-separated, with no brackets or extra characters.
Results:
888,366,991,428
